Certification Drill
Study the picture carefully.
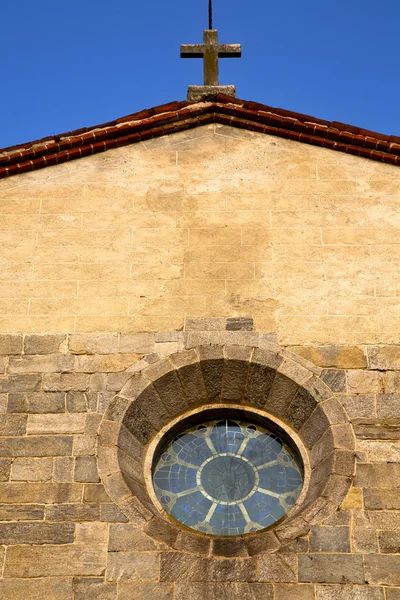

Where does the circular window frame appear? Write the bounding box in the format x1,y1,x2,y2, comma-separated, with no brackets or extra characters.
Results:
145,404,311,537
97,342,356,557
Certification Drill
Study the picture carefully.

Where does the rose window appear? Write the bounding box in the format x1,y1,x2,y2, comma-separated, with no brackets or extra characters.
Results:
152,418,303,536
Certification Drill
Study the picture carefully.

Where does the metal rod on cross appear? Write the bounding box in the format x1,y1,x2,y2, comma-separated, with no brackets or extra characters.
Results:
180,9,241,100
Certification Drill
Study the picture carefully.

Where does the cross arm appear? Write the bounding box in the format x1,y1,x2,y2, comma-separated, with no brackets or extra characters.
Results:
181,44,205,58
218,44,241,58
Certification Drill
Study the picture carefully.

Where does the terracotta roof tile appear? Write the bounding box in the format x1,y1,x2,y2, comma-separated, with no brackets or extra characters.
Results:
0,95,399,179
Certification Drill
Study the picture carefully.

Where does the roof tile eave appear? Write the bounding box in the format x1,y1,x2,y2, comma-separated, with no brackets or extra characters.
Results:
0,96,399,179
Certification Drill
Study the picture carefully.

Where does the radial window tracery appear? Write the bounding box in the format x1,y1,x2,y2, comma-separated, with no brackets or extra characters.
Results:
152,418,303,536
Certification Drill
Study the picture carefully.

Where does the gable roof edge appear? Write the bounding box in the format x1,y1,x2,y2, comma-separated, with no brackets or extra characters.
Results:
1,95,399,179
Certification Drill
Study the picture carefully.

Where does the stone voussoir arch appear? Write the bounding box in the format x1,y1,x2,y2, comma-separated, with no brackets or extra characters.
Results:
98,342,356,558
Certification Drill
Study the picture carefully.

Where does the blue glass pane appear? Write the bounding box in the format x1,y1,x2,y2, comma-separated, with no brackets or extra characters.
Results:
172,433,213,466
153,464,197,493
152,417,303,536
201,456,255,501
244,491,286,528
242,433,282,466
210,420,245,454
210,503,247,536
170,491,212,527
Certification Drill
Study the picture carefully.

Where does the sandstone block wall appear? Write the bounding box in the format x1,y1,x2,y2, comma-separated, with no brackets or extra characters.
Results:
0,124,399,344
0,124,399,597
0,326,398,598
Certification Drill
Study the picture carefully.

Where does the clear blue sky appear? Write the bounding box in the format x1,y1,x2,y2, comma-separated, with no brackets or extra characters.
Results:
1,0,399,148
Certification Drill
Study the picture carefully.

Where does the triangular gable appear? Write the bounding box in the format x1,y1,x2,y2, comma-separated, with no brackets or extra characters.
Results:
1,94,399,179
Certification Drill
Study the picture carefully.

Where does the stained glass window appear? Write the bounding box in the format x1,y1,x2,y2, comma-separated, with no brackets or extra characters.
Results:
152,418,303,536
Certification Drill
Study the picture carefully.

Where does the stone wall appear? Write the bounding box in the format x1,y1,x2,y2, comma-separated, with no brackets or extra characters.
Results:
0,123,400,597
0,124,399,344
0,324,399,598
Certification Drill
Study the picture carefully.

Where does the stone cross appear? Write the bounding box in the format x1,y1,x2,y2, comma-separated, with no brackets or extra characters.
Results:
181,29,241,101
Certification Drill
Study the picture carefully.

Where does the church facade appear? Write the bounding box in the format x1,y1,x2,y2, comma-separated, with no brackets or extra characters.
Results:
0,95,399,599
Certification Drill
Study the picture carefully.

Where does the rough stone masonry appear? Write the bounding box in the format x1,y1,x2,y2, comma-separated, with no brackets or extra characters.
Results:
0,121,399,599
